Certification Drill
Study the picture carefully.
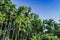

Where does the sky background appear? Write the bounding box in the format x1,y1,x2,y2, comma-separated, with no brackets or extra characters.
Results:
12,0,60,22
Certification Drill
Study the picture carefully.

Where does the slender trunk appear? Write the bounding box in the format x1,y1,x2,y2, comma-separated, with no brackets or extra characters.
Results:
15,30,18,40
3,21,7,40
11,29,15,40
15,18,21,40
6,15,11,40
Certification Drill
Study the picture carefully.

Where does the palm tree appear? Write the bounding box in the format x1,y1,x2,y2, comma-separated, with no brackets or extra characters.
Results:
43,19,55,33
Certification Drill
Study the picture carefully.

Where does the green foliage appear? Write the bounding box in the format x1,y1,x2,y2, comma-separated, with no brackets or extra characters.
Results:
32,34,59,40
0,30,4,36
0,0,60,40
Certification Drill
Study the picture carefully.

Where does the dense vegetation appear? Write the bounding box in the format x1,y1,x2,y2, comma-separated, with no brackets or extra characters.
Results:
0,0,60,40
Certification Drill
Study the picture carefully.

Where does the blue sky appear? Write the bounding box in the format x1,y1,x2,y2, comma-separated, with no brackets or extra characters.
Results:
12,0,60,22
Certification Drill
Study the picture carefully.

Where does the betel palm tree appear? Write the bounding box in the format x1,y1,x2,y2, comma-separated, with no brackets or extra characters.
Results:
43,19,55,33
0,9,6,40
14,6,26,40
31,13,44,34
0,0,16,40
53,20,60,38
15,6,31,40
